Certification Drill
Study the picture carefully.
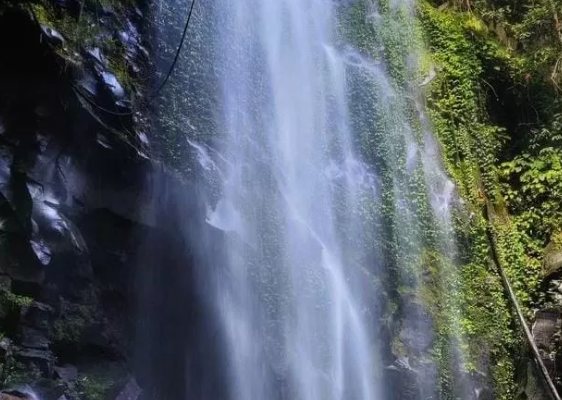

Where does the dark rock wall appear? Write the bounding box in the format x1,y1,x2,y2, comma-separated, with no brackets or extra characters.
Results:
0,3,224,400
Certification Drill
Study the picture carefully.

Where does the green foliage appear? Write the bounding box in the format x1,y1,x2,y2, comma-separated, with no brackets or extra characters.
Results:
338,0,531,396
52,298,98,344
500,147,562,243
345,0,558,395
470,0,562,90
77,374,114,400
499,107,562,262
339,0,427,87
340,1,520,398
2,361,38,387
30,0,142,93
417,2,546,397
0,289,33,311
431,0,562,292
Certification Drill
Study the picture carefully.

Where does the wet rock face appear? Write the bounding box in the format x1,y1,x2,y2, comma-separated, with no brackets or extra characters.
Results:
0,4,227,400
530,310,562,394
384,357,439,400
0,2,155,398
533,311,561,360
385,358,423,400
398,302,434,354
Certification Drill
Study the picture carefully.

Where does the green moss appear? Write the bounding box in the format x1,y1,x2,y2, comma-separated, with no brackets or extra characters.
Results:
30,0,141,93
392,335,408,357
339,2,508,397
108,52,135,92
31,3,95,63
337,0,545,396
76,374,115,400
417,2,546,397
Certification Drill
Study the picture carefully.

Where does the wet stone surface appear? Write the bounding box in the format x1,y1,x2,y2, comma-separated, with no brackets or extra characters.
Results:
0,2,155,398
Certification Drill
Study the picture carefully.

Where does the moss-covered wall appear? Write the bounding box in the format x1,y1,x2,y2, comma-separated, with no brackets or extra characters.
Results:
339,0,561,397
418,5,527,397
336,1,515,398
418,0,562,397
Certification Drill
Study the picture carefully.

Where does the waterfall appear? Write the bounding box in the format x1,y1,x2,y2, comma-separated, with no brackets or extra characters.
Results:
209,1,380,399
148,0,471,399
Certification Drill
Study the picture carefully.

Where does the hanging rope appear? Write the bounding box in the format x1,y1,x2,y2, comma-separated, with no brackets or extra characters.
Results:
149,0,196,100
485,202,562,400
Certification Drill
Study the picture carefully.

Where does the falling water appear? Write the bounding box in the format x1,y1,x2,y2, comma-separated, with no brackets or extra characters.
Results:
148,0,473,398
207,1,381,399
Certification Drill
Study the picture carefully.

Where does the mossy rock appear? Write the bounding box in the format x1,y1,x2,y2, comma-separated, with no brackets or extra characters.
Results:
543,232,562,277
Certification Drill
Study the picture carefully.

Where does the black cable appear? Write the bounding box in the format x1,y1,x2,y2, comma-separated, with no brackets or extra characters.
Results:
150,0,197,100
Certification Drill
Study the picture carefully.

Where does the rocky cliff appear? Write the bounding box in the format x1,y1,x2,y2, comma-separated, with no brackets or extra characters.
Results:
0,1,156,399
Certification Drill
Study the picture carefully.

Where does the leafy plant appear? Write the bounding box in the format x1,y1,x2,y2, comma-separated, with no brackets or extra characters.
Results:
0,289,33,311
500,147,562,243
77,375,114,400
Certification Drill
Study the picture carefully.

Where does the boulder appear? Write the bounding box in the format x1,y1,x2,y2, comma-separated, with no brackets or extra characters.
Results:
54,364,78,385
40,26,65,47
543,234,562,277
19,327,50,350
30,239,52,266
100,72,125,99
21,301,55,331
13,347,54,378
398,302,434,354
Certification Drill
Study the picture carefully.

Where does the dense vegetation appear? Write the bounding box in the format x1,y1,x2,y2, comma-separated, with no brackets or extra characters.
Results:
419,0,562,396
338,0,562,396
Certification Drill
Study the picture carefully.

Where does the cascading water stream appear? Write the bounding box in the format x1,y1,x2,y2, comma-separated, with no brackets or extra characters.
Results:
208,1,380,399
148,0,474,398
